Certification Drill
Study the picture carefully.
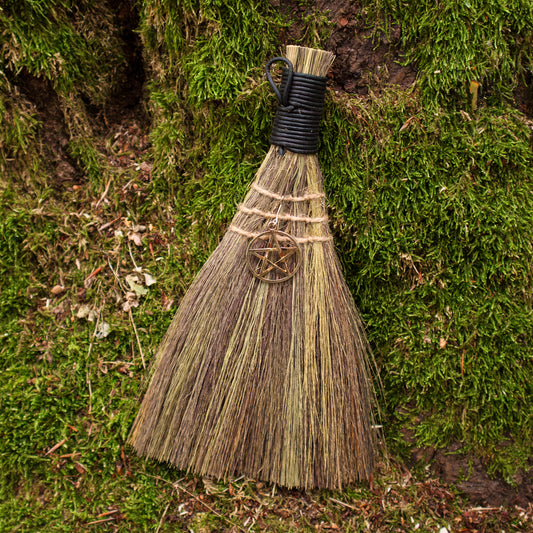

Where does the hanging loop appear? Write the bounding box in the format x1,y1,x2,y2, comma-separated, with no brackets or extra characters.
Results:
266,57,294,106
266,56,328,155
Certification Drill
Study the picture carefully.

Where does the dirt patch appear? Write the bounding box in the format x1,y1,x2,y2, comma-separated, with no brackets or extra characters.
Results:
274,0,417,94
17,72,82,185
515,69,533,118
409,441,532,508
100,0,147,128
433,445,532,508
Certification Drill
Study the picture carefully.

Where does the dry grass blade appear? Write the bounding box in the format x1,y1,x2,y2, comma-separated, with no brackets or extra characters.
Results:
155,502,170,533
129,307,146,369
86,517,117,526
128,45,377,490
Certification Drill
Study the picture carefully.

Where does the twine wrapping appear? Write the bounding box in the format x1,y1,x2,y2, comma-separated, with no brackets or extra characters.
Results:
251,183,325,202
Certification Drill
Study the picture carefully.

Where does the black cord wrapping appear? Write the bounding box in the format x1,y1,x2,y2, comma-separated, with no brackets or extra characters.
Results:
266,57,328,155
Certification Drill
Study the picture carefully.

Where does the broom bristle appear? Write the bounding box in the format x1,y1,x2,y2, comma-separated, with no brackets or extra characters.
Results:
128,46,377,490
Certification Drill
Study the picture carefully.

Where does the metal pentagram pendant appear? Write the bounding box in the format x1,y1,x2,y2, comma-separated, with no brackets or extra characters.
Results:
246,229,301,283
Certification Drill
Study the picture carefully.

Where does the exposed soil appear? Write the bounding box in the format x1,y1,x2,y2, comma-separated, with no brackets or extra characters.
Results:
407,434,532,508
17,72,82,185
275,0,417,94
515,69,533,118
101,0,147,128
433,445,532,508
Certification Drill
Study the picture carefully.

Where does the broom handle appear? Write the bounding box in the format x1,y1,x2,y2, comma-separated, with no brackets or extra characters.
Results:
267,55,329,155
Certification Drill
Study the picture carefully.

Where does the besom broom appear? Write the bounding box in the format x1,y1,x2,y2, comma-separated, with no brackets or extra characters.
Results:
129,45,377,489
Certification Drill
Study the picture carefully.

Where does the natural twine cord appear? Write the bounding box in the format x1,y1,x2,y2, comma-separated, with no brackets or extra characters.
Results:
228,224,333,243
251,183,325,202
237,204,328,224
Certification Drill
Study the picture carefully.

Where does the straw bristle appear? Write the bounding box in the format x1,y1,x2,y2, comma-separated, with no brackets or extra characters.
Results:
285,45,335,76
128,46,376,489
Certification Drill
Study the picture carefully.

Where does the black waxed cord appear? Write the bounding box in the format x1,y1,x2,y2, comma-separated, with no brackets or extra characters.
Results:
266,57,293,107
266,57,328,155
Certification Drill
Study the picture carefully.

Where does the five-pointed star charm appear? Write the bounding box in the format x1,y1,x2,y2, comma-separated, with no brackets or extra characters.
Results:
247,230,301,283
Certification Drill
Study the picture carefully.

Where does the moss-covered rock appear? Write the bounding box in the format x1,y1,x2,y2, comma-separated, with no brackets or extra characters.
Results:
0,0,127,184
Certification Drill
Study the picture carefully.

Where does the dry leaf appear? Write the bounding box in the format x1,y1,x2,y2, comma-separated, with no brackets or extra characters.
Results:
95,321,111,339
128,232,143,246
399,116,416,132
76,304,97,321
161,293,174,312
126,275,148,296
122,292,139,312
143,272,156,286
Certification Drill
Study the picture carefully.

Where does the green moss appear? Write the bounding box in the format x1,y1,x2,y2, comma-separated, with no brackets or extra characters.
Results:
0,77,39,155
68,137,103,182
0,0,123,100
319,91,532,470
141,0,282,102
0,2,531,529
364,0,533,105
142,0,283,252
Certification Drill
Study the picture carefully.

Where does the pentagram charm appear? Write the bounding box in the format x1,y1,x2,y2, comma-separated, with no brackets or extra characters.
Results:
246,229,301,283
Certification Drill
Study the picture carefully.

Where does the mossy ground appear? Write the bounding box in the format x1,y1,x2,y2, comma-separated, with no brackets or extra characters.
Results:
0,0,532,530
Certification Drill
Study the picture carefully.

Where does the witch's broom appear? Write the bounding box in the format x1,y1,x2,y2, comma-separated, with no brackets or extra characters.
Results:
129,45,376,490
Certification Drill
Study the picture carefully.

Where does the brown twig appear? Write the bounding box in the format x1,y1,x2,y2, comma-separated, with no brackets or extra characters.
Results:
84,265,105,289
86,311,102,414
95,178,112,210
329,497,359,511
85,265,104,281
99,216,122,232
129,308,146,369
45,438,67,456
86,517,117,526
60,452,81,458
